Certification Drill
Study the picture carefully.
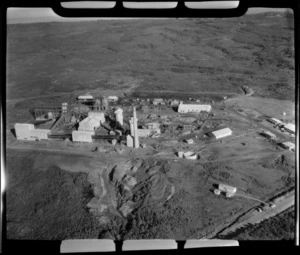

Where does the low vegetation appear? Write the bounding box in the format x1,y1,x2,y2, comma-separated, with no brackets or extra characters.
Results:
218,207,295,240
6,156,102,239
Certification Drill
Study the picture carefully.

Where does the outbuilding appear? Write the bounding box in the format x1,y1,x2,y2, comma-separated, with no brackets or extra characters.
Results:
77,94,94,101
280,142,295,151
211,127,232,139
283,123,295,134
268,118,282,125
107,96,119,102
262,130,276,139
218,183,237,194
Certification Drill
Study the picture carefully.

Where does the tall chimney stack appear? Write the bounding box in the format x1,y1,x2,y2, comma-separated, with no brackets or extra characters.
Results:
133,107,139,148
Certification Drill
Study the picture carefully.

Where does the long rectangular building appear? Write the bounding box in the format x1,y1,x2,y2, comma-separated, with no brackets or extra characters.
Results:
211,127,232,139
178,104,212,113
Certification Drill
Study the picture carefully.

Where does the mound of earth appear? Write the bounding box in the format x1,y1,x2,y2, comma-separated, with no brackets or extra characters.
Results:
86,158,175,236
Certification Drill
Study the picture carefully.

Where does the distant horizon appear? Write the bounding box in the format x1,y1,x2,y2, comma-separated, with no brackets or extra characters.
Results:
7,7,291,25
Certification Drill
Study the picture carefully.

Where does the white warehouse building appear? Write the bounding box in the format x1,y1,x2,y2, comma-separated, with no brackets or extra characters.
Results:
78,112,105,132
15,123,50,141
283,123,295,134
211,127,232,139
280,142,295,151
178,104,212,113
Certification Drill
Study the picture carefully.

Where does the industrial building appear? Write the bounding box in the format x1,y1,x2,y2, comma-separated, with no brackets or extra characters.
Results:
78,112,105,132
15,123,50,141
268,118,282,125
283,123,295,134
262,130,276,139
177,104,212,113
211,127,232,139
280,142,295,151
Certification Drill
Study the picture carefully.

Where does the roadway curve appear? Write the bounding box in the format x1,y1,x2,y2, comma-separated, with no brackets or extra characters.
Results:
215,191,295,237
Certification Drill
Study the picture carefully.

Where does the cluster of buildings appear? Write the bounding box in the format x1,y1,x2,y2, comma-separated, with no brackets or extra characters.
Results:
267,117,295,151
214,183,237,198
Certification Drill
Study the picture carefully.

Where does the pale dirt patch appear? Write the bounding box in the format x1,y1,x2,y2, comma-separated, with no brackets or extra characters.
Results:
225,96,295,123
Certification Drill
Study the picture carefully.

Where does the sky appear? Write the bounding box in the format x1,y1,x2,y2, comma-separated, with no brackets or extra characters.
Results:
7,2,291,24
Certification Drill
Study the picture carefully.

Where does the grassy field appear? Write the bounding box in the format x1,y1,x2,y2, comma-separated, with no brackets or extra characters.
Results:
7,12,294,102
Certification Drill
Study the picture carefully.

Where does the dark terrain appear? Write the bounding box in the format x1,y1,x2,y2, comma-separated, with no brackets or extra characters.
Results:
7,12,294,102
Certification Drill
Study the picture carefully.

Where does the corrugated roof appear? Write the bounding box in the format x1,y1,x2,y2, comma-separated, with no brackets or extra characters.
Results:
284,123,295,132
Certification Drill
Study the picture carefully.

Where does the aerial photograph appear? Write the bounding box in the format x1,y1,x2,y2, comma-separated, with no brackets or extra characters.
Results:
5,6,295,242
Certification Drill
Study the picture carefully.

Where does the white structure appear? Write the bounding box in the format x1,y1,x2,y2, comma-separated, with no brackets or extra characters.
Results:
281,142,295,151
226,192,235,198
268,118,282,125
78,112,105,132
211,127,232,139
183,151,198,160
185,139,194,144
283,123,295,134
263,130,276,139
129,118,134,136
178,104,212,113
72,130,94,143
107,96,118,102
177,151,184,158
218,183,237,194
15,123,50,141
114,108,123,126
214,189,221,195
133,107,139,148
152,98,165,105
126,135,134,147
78,93,94,100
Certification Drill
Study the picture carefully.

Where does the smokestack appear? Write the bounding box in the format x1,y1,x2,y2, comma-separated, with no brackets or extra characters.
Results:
129,117,134,136
133,107,139,148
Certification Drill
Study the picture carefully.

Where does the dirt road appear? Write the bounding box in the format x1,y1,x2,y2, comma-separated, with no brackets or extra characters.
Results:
215,191,295,237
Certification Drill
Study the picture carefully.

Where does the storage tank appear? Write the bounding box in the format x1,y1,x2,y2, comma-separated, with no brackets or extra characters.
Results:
214,189,221,195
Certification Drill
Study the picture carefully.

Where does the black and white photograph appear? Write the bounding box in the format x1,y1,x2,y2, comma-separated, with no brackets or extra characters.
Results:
3,1,297,248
